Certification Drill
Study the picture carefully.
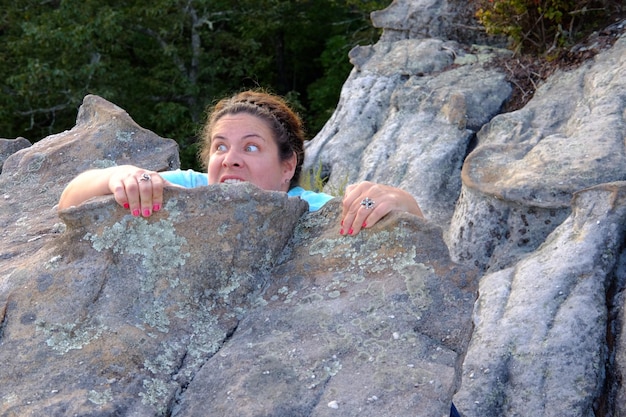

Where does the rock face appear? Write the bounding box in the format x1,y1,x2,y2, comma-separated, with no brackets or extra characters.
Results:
0,95,477,416
305,37,511,227
1,1,625,416
0,138,30,174
301,1,626,416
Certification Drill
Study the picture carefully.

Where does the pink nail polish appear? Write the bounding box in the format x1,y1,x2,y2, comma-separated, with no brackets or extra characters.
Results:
348,228,354,235
143,209,151,217
340,228,344,235
132,209,140,217
362,222,367,228
123,202,130,209
153,204,161,212
341,220,344,226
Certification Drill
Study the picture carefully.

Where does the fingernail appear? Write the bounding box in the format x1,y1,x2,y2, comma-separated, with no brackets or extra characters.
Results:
362,222,367,228
348,228,354,235
143,209,151,217
153,204,161,212
132,209,140,217
340,228,344,235
341,220,344,226
123,202,130,209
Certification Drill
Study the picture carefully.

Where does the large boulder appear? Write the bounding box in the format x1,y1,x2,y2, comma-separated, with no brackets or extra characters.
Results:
1,0,625,415
0,137,31,173
453,182,626,416
0,95,477,416
447,34,626,272
303,38,511,227
303,0,626,416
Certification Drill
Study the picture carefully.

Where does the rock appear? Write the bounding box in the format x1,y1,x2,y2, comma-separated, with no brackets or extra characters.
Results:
0,94,180,285
370,0,503,46
452,182,626,416
0,137,31,173
0,183,308,416
2,0,626,416
302,1,626,416
173,202,477,417
304,37,511,227
447,34,626,272
0,95,478,416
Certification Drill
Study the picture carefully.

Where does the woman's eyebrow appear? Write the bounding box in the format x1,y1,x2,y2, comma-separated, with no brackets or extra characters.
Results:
212,133,267,141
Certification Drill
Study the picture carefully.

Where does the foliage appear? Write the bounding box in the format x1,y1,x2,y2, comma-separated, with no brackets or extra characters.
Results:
474,0,622,54
0,0,391,169
300,160,348,197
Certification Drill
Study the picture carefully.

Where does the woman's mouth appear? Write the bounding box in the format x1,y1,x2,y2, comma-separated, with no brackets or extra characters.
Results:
222,178,246,184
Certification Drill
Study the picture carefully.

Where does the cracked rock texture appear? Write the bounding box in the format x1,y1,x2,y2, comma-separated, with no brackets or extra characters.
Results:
2,0,626,416
0,95,476,417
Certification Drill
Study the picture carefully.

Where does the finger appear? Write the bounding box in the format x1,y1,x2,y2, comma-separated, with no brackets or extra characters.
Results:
350,197,389,235
340,184,359,216
137,174,155,217
340,182,372,232
340,194,363,235
354,201,389,235
342,194,376,235
111,179,131,210
341,181,375,208
122,176,142,216
148,174,164,213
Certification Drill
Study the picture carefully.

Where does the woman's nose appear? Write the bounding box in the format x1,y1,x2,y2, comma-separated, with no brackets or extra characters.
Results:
222,149,242,167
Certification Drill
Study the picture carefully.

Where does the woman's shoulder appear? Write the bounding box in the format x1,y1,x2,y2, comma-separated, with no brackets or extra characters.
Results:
160,169,208,188
288,186,334,212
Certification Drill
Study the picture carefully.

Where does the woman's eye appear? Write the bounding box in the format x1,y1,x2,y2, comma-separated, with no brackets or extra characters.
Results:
245,144,259,152
215,144,227,152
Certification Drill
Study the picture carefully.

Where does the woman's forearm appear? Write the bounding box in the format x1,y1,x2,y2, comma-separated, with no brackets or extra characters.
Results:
58,165,134,210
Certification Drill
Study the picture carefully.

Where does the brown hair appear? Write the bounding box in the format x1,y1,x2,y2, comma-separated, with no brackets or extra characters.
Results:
199,90,305,189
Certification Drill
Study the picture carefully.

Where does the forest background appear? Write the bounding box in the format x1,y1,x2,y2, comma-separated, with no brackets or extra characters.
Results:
2,0,621,171
0,0,389,170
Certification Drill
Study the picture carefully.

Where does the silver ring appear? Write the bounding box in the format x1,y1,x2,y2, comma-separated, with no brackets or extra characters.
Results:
139,173,151,182
360,197,375,210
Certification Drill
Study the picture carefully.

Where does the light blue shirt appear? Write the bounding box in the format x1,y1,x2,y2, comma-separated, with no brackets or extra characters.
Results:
160,169,334,212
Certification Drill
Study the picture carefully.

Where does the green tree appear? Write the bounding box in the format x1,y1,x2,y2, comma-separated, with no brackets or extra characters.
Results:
0,0,390,169
474,0,622,54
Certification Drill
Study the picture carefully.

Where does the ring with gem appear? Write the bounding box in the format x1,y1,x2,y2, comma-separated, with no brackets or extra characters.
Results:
360,197,375,210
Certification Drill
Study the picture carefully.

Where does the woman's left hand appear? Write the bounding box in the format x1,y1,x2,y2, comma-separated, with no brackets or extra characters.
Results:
340,181,424,236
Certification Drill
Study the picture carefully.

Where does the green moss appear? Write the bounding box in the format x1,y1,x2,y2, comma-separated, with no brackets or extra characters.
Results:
83,204,189,293
144,341,183,374
115,130,135,143
37,319,107,353
88,388,113,405
92,159,117,169
142,299,170,333
139,378,172,415
27,153,45,172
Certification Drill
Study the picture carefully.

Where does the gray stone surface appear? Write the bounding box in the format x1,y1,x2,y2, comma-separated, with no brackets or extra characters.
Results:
453,182,626,416
1,0,626,415
304,37,511,227
0,137,31,173
447,34,626,272
303,1,626,415
0,95,477,416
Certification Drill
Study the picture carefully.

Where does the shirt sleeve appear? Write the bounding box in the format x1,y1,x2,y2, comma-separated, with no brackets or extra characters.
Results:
288,186,335,212
157,176,332,212
160,169,209,188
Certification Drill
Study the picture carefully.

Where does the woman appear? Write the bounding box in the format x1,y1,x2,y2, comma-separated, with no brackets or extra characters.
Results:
59,91,464,416
58,90,423,236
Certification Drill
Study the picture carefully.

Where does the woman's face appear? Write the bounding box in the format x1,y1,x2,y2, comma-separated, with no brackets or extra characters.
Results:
207,113,296,192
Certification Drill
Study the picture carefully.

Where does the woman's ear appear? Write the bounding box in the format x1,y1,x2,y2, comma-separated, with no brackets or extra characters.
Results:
281,151,298,184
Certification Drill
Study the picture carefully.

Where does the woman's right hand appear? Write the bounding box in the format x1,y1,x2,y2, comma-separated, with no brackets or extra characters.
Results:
108,167,165,217
58,165,166,217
